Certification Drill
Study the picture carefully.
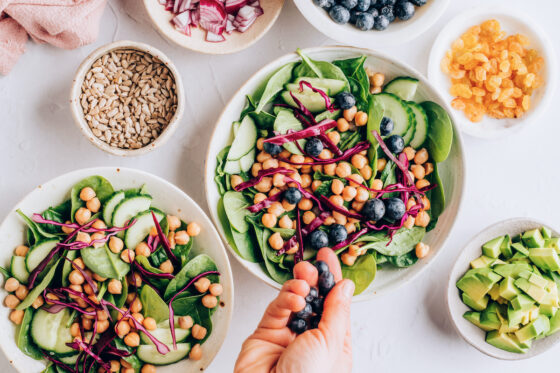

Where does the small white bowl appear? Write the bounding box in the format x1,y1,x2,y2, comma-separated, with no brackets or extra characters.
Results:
292,0,449,48
0,167,233,372
428,6,558,139
143,0,285,55
70,40,185,156
447,218,560,360
205,45,466,301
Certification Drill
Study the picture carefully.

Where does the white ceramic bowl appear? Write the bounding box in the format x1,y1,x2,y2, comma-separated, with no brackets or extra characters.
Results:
292,0,449,48
204,46,466,301
447,218,560,360
143,0,285,54
0,167,233,373
70,41,185,156
428,6,558,139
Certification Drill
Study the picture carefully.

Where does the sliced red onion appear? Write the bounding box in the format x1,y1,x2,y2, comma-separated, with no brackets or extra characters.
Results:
199,0,227,35
206,30,226,42
263,118,337,146
225,0,247,13
233,167,292,191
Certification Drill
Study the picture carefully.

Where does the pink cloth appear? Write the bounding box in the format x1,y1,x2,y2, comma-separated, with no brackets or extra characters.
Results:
0,0,107,75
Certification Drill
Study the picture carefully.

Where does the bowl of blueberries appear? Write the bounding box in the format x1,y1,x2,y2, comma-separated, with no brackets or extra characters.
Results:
292,0,449,47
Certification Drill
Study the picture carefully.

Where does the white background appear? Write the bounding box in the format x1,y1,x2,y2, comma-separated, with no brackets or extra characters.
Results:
0,0,558,371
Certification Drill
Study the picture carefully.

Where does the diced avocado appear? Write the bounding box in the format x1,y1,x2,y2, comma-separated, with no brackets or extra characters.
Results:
529,248,560,271
492,259,507,266
470,255,495,269
462,292,489,311
488,283,501,301
499,277,520,300
515,315,550,342
523,229,545,248
541,227,553,240
463,311,496,331
546,308,560,336
510,294,535,311
515,278,548,303
482,236,505,258
508,306,529,328
540,290,559,307
501,235,513,259
480,303,502,330
499,323,520,334
540,304,557,318
486,331,529,353
518,271,548,288
493,263,531,278
457,268,502,301
511,242,530,256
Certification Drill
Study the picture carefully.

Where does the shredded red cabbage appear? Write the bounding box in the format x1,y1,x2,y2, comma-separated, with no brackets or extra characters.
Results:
134,261,175,279
282,177,325,211
279,141,370,165
318,195,363,220
31,214,136,234
372,131,413,185
66,338,111,372
298,81,335,112
332,227,369,250
246,192,283,213
48,287,101,310
263,119,337,146
233,168,293,192
41,351,74,372
151,211,180,267
64,257,98,294
278,211,330,255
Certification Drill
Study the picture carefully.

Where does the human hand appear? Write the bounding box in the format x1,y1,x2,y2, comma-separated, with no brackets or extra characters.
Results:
234,247,354,373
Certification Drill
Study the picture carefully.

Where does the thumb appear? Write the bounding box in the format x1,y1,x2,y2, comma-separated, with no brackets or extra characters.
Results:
318,279,354,344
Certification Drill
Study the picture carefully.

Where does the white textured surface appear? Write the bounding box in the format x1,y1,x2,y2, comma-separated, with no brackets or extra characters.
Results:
0,0,559,371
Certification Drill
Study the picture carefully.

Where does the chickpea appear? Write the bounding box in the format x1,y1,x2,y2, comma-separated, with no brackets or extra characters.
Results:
352,201,364,212
371,86,382,94
75,207,91,226
62,222,75,235
354,111,368,126
415,242,430,259
403,215,415,229
189,344,203,361
128,273,142,287
279,215,293,229
253,193,266,205
69,270,85,286
421,196,431,210
79,187,96,202
108,279,122,294
348,245,363,256
4,278,19,292
298,198,313,211
345,222,357,234
10,309,24,325
202,294,218,308
255,177,273,193
70,322,81,337
130,313,144,327
4,294,20,309
268,202,284,217
124,332,140,347
92,219,107,230
256,138,265,151
331,179,344,195
329,195,344,207
121,359,133,369
311,180,322,192
377,158,387,172
230,175,243,189
263,158,279,170
143,317,157,331
279,149,291,159
173,231,188,246
159,260,174,274
319,149,333,160
333,211,347,225
83,283,94,295
282,200,296,212
14,285,27,301
370,179,383,192
287,171,302,186
109,236,124,254
355,188,370,202
424,162,434,176
82,317,93,330
406,198,417,211
209,283,223,296
347,173,364,187
141,364,156,373
130,298,143,313
372,73,385,87
262,213,277,228
324,216,335,226
109,360,120,373
302,211,316,225
97,309,109,321
97,320,110,334
415,211,430,228
126,293,136,304
191,324,207,340
336,162,352,178
301,174,312,188
343,106,357,122
342,186,357,202
179,316,194,329
257,151,272,163
115,320,131,337
312,164,323,173
336,118,350,132
416,179,430,190
134,242,150,257
414,148,429,165
195,277,211,293
268,232,284,251
323,163,336,176
86,197,101,213
76,231,91,244
91,232,105,248
168,232,176,249
272,173,286,188
120,249,134,264
403,147,416,161
327,131,341,145
411,165,426,180
360,165,373,180
341,253,357,266
351,154,367,169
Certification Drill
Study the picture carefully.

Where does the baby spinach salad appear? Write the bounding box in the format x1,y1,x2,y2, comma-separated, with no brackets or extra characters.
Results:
215,49,453,294
0,176,223,373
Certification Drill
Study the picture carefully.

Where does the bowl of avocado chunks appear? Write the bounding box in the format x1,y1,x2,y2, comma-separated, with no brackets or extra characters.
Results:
447,218,560,360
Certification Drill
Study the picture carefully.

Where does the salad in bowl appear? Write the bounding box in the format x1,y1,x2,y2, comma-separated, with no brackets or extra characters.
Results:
207,47,464,299
0,169,233,373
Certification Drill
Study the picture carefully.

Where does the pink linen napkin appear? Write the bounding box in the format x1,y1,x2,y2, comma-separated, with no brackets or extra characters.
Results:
0,0,107,75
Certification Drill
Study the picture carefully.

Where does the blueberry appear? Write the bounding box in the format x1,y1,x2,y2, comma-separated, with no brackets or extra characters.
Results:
380,116,394,135
373,15,390,30
296,303,313,319
313,0,334,7
394,1,414,20
380,5,395,22
263,142,282,156
409,0,426,5
340,0,358,9
310,297,324,314
370,0,378,6
315,260,330,276
335,92,356,110
319,272,335,295
305,287,319,303
355,12,374,30
310,315,321,329
356,0,371,11
305,137,324,157
384,197,406,221
362,198,386,221
289,318,308,334
366,7,379,17
329,4,351,23
309,230,329,250
284,187,302,205
349,10,361,24
329,224,348,245
375,0,390,7
386,134,404,154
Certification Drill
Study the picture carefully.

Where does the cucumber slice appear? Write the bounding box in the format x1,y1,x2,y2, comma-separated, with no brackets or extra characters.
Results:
124,209,165,250
223,159,242,175
281,91,331,113
286,83,330,96
140,324,190,345
294,77,346,95
232,121,241,136
59,354,79,365
274,109,305,155
112,195,152,234
239,149,256,172
103,191,125,226
315,109,341,122
227,115,257,161
11,256,29,283
25,239,60,272
223,191,251,233
137,343,191,366
375,93,414,137
408,102,429,149
402,102,417,146
384,77,419,101
31,308,74,354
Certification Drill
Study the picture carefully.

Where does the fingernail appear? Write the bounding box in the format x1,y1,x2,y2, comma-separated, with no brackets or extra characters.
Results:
342,280,355,298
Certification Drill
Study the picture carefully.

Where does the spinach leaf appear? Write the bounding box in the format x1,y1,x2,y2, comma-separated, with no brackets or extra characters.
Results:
376,253,388,265
113,338,142,370
255,62,296,113
62,250,77,287
16,308,43,360
269,227,296,239
366,95,383,175
218,196,259,263
248,219,292,284
294,50,349,86
16,209,56,245
0,266,10,279
191,303,213,344
42,364,56,373
70,176,114,222
387,251,418,267
427,162,445,220
81,245,130,279
140,285,170,323
17,258,61,310
223,191,252,234
163,254,219,300
339,130,361,151
358,227,425,257
136,255,169,290
40,207,65,235
333,56,369,110
420,101,453,163
171,294,203,316
149,247,169,268
314,180,333,196
214,146,230,196
380,161,398,197
249,111,276,129
341,252,376,295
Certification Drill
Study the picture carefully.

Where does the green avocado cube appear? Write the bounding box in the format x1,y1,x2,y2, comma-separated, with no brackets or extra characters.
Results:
529,248,560,271
511,242,530,256
515,278,547,303
546,309,560,336
541,227,553,240
462,292,489,311
515,315,550,342
510,294,535,311
483,236,505,258
500,235,513,259
493,263,531,278
528,272,548,288
463,311,496,331
523,229,545,248
480,306,502,331
508,306,529,328
540,304,557,318
457,268,502,301
486,331,529,353
488,283,501,301
546,237,559,252
470,255,495,269
499,277,520,300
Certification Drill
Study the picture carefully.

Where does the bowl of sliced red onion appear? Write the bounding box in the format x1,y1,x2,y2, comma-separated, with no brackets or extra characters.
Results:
144,0,285,54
